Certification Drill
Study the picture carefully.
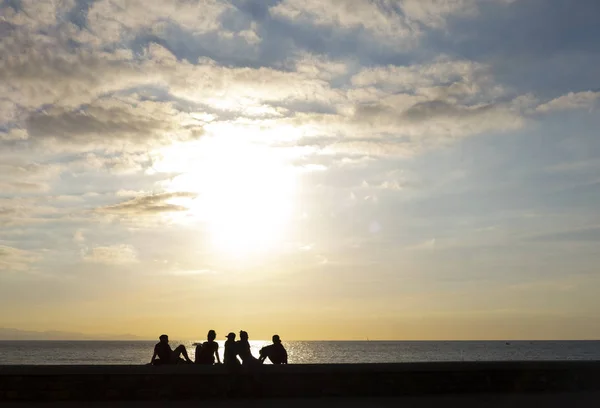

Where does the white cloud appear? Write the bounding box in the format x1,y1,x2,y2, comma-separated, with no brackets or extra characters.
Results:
270,0,516,43
270,0,416,45
73,230,85,244
87,0,231,43
0,162,64,194
82,245,139,265
0,128,28,141
238,22,262,45
351,57,503,102
0,0,75,29
536,91,600,113
405,238,437,251
0,32,150,111
292,53,350,81
400,0,479,28
0,245,39,272
146,45,344,110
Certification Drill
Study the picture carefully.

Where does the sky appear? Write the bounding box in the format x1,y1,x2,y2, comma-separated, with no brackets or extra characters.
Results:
1,0,600,341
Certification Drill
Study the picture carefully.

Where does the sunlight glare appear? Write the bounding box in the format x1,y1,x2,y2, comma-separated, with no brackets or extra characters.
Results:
158,129,297,257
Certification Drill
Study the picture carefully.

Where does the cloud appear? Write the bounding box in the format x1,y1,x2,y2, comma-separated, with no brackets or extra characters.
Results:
146,44,343,111
0,245,39,272
270,0,416,46
351,57,501,100
24,97,204,150
0,162,64,194
82,245,139,265
536,91,600,113
321,140,417,158
359,99,522,135
292,52,350,81
2,32,338,148
270,0,515,46
0,0,73,29
0,181,50,193
73,230,85,244
0,31,147,111
87,0,231,43
0,194,87,228
99,192,197,216
399,0,479,28
405,238,437,251
268,53,527,157
0,128,28,142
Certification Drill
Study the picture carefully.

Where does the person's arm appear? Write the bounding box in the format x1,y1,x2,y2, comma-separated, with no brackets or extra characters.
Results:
258,346,266,362
214,344,221,364
150,345,158,364
194,344,202,364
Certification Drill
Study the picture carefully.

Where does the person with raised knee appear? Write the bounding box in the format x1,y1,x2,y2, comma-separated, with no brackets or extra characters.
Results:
150,334,192,365
259,334,288,364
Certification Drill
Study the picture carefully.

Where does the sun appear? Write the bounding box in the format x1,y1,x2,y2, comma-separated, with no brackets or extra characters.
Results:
157,128,297,257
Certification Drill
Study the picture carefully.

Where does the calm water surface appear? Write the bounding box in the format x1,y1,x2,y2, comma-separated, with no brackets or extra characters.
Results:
1,340,599,365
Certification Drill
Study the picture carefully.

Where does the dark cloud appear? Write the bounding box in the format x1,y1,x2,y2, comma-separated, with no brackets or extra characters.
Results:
66,0,96,30
100,192,197,215
425,0,600,99
24,98,204,150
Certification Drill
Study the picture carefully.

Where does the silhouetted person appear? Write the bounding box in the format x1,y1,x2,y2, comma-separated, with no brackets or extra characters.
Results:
150,334,192,365
236,330,258,366
224,332,241,366
195,329,221,365
259,334,288,364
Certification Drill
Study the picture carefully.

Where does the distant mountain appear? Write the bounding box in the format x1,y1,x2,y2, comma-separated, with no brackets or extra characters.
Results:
0,328,144,341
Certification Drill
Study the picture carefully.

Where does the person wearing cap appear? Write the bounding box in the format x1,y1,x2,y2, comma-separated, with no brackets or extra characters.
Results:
150,334,193,365
195,330,221,365
223,332,240,366
259,334,288,364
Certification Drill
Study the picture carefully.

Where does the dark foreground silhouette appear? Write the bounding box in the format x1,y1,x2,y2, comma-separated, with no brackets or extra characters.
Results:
151,331,287,366
6,362,600,403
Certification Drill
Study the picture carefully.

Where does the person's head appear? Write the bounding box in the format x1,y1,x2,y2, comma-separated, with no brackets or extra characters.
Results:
239,330,248,341
207,330,216,341
226,332,236,341
272,334,281,344
159,334,168,344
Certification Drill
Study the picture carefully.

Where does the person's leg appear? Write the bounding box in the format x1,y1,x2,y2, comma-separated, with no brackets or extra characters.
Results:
259,347,267,363
173,344,192,362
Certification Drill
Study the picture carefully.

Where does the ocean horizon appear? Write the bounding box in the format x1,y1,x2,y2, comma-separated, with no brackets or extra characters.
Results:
1,340,599,365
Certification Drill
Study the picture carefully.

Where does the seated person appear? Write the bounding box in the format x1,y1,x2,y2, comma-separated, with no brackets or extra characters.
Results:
223,332,241,366
259,334,288,364
195,329,221,365
236,330,258,366
150,334,192,365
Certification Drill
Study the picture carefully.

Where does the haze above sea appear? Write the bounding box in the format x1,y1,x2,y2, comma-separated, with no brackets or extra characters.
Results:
1,341,599,365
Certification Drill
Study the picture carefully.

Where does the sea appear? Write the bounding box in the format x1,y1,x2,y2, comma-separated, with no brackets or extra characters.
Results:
1,340,599,365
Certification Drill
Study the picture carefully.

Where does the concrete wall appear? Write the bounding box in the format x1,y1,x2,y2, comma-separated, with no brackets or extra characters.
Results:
1,361,600,401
